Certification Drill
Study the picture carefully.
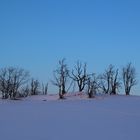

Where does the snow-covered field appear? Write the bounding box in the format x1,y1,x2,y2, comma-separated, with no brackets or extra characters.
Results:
0,94,140,140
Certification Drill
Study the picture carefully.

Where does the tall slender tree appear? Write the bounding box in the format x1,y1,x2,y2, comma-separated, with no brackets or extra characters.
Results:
52,58,69,99
30,79,40,95
122,63,137,95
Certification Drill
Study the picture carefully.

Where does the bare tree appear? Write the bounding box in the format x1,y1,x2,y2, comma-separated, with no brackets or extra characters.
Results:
11,68,29,98
51,58,69,99
42,83,48,95
0,67,29,99
99,65,120,95
70,61,88,92
110,69,121,95
122,63,137,95
30,79,40,95
87,74,99,98
99,65,113,94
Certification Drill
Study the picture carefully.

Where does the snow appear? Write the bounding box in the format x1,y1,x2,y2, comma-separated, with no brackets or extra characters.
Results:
0,94,140,140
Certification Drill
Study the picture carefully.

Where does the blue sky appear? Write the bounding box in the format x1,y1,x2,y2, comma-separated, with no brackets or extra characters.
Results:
0,0,140,94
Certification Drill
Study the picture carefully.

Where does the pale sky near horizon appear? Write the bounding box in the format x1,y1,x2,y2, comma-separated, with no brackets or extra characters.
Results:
0,0,140,94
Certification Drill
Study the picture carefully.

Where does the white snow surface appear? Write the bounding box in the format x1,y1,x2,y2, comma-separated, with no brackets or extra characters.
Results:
0,94,140,140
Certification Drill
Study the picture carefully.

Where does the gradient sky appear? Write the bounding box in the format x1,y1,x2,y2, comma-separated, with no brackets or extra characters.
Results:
0,0,140,94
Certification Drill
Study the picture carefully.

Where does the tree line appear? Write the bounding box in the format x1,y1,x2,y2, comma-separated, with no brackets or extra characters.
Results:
52,59,137,99
0,59,137,100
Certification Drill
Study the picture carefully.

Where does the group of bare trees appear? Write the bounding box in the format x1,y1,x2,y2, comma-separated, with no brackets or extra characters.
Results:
99,63,137,96
0,67,48,99
0,61,137,100
0,67,29,99
52,59,137,99
99,65,121,95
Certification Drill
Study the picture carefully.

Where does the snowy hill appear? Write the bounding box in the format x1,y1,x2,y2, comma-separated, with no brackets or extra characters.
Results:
0,94,140,140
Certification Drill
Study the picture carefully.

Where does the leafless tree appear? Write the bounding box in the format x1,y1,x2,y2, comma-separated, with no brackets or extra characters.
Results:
99,65,120,95
11,68,29,98
122,63,137,95
87,74,99,98
30,79,40,95
110,69,121,95
0,67,29,99
42,83,48,95
99,65,112,94
70,61,88,92
51,58,69,99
